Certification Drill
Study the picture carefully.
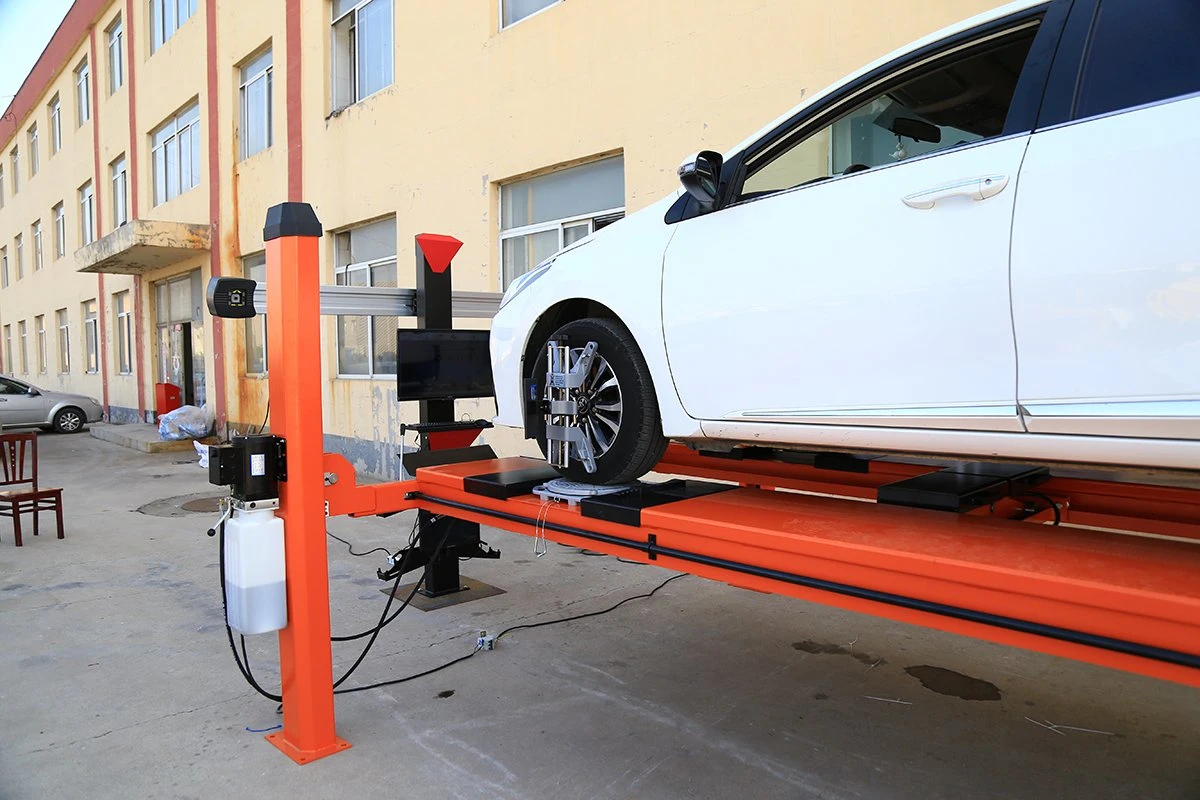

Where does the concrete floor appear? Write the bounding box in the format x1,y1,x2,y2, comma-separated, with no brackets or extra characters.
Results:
1,434,1198,800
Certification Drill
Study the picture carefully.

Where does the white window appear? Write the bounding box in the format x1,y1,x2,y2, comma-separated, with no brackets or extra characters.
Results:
502,0,560,29
499,156,625,287
18,321,28,374
27,125,38,177
83,300,99,373
0,164,5,207
239,49,273,159
151,103,201,206
2,326,10,373
56,308,70,373
115,290,132,374
53,202,66,257
32,221,43,271
14,234,23,280
80,182,96,245
1,246,7,288
75,58,90,125
10,147,18,194
35,315,47,374
332,0,393,111
151,0,198,53
107,16,125,94
111,155,128,228
243,253,267,374
334,218,396,376
48,95,62,155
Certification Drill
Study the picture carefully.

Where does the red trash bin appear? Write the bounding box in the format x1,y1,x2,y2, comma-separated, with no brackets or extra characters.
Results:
155,383,183,418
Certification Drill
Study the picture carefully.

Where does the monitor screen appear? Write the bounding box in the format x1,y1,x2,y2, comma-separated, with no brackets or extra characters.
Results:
396,329,495,401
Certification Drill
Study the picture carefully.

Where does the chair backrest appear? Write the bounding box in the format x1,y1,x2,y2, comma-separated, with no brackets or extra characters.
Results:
0,433,37,491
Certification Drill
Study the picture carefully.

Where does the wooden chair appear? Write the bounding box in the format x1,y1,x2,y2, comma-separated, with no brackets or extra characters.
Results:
0,433,64,547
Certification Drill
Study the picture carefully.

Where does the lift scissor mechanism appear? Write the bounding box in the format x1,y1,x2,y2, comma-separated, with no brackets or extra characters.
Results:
204,203,1199,765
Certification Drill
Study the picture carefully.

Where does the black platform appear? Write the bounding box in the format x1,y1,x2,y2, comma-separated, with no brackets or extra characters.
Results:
580,479,736,527
463,464,562,500
877,462,1050,512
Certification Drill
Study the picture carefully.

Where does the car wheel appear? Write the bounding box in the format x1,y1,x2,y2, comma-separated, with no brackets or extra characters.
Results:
53,407,85,434
531,317,668,484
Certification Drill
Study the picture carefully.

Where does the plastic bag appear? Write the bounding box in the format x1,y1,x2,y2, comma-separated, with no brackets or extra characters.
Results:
158,404,212,441
194,440,210,468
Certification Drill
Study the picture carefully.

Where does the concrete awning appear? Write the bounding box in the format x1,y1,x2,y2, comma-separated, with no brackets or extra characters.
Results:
76,220,211,275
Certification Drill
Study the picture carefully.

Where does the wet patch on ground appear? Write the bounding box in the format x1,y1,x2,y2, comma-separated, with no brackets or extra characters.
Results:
904,665,1001,701
791,639,883,667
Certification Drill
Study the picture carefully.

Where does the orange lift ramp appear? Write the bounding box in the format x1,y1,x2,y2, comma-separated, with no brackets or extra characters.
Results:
209,202,1199,766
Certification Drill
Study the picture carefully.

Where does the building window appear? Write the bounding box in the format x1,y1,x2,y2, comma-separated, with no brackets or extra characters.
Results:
115,290,132,374
75,58,91,125
80,182,96,245
499,156,625,287
10,147,18,194
502,0,560,29
35,315,47,374
53,203,66,258
239,49,273,160
18,321,28,374
83,301,99,373
111,155,128,228
242,253,268,374
2,326,10,373
1,246,7,288
49,95,62,155
334,218,396,376
107,16,124,94
27,125,38,177
331,0,393,111
57,309,70,373
32,221,43,271
151,0,197,52
151,102,201,206
0,164,4,207
14,234,23,280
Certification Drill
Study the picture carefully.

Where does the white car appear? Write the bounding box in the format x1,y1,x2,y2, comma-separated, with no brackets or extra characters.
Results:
490,0,1200,484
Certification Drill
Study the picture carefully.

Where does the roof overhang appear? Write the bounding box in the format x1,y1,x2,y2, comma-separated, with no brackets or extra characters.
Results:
76,220,211,275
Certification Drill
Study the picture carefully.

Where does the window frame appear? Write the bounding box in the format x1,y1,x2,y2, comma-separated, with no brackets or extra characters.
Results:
238,48,273,160
32,220,43,271
0,163,4,207
499,0,562,30
27,124,38,177
331,0,394,111
1,246,7,288
150,102,201,206
14,234,23,280
2,326,10,374
111,155,129,228
115,290,133,375
35,315,47,374
331,219,398,379
151,0,198,53
75,58,91,125
56,308,70,374
242,252,268,375
10,147,19,194
53,203,66,258
83,300,99,374
48,95,62,155
18,320,28,375
80,182,96,245
107,15,125,94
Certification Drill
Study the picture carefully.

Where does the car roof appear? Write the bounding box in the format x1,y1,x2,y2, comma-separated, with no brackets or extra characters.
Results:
726,0,1048,157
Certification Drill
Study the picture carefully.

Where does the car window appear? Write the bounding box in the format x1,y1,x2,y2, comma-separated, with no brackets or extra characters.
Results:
738,25,1039,201
1074,0,1200,120
0,378,26,395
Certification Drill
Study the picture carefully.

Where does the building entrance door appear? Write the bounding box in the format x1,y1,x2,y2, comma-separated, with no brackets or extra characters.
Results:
155,271,205,408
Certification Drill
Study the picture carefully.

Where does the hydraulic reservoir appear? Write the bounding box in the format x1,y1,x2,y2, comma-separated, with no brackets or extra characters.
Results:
224,507,287,635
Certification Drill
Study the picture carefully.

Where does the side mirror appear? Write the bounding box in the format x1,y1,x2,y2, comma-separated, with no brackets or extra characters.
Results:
27,388,39,396
678,150,724,211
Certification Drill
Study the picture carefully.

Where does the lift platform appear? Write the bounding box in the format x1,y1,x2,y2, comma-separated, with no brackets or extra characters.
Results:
210,202,1199,765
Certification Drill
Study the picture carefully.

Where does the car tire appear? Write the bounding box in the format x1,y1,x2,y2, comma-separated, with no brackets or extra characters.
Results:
53,407,86,434
531,317,668,485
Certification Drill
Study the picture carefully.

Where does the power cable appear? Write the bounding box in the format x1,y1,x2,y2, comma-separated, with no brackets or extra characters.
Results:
217,519,282,703
1015,491,1062,525
327,529,393,560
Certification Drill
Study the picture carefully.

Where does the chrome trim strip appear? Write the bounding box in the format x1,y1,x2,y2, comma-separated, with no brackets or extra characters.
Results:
1023,400,1200,418
733,404,1019,419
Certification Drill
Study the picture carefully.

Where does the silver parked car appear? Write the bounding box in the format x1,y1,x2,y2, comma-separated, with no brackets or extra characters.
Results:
0,375,104,433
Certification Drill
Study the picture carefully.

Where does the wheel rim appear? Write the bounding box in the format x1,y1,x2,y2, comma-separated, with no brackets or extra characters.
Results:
570,347,623,459
59,411,82,432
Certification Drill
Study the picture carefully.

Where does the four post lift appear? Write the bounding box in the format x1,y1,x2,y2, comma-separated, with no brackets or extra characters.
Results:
207,202,1200,765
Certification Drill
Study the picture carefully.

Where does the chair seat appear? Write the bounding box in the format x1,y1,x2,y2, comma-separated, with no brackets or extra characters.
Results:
0,487,62,499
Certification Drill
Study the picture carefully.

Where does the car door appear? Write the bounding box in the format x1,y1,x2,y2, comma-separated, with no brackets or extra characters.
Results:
662,12,1058,432
0,378,47,426
1011,0,1200,439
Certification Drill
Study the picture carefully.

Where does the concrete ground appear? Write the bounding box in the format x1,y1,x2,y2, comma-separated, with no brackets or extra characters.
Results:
1,434,1197,800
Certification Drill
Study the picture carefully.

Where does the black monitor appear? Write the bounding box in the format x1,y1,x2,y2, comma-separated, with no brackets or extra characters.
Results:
396,329,495,401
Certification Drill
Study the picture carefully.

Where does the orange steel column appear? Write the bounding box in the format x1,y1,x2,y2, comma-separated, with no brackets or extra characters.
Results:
261,203,350,764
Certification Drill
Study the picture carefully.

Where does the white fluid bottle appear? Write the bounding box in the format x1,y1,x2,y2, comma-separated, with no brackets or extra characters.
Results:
224,507,288,635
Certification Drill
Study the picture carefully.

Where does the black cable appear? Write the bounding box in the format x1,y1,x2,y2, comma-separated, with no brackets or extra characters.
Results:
217,519,283,702
256,401,270,435
1015,492,1062,525
330,515,425,642
331,514,455,687
327,529,393,559
333,573,686,696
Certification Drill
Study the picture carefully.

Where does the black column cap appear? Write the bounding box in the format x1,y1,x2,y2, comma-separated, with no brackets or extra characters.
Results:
263,202,323,241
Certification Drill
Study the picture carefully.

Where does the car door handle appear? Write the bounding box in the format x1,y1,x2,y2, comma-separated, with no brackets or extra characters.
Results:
902,175,1009,209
